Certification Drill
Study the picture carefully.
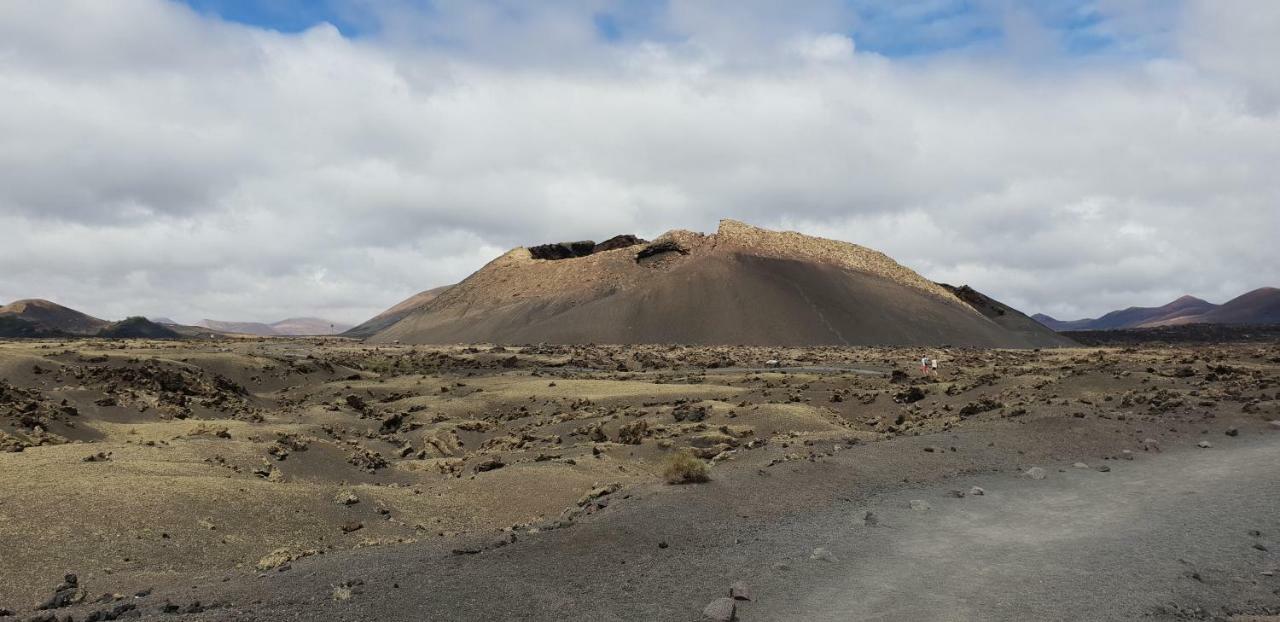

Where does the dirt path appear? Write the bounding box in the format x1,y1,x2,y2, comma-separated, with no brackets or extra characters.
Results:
750,435,1280,621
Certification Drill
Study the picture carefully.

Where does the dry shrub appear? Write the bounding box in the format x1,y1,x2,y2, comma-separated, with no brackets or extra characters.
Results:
663,450,710,484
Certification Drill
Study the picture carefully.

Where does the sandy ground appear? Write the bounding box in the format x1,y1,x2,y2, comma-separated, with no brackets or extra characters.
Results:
1,338,1278,620
94,421,1280,622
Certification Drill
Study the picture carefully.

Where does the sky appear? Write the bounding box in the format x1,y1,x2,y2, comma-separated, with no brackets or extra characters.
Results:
0,0,1277,325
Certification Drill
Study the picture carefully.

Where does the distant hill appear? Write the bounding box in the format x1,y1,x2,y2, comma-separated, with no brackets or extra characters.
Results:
365,220,1070,348
344,286,452,339
1035,289,1279,331
0,299,109,335
1030,314,1090,332
96,317,181,339
270,317,353,336
195,319,278,336
195,317,352,336
1153,287,1280,326
0,300,182,339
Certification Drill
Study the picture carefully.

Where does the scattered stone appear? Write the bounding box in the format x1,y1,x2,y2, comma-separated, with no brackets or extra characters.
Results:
1197,440,1213,448
1073,462,1089,469
969,486,985,496
894,387,926,404
79,602,137,621
341,521,364,534
347,448,389,472
859,510,878,526
37,574,84,610
1096,465,1111,472
1269,420,1280,431
1024,467,1047,480
331,579,364,602
810,547,837,562
1141,438,1161,452
702,597,736,622
334,491,360,506
1121,450,1133,460
577,483,621,507
729,581,752,601
474,457,505,473
255,548,317,571
909,499,931,511
1225,427,1239,437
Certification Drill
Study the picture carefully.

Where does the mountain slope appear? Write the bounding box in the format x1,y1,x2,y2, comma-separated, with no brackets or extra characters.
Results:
0,299,109,335
1155,287,1280,326
1037,290,1279,331
96,317,181,339
1031,314,1091,332
270,317,353,336
370,220,1068,348
195,317,353,336
344,286,452,339
195,319,278,336
940,285,1076,347
1035,295,1218,331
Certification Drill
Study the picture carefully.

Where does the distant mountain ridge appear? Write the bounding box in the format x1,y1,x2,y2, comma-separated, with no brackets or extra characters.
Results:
1035,288,1280,331
0,299,178,339
196,317,352,336
0,299,109,334
0,299,350,339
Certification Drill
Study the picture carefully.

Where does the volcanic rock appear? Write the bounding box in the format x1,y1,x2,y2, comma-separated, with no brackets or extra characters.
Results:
702,597,736,621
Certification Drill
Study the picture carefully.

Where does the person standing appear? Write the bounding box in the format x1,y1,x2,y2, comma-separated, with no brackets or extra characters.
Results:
931,358,939,376
921,355,930,375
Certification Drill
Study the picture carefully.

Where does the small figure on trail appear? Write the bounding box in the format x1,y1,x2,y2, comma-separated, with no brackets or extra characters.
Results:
920,356,930,375
931,358,939,376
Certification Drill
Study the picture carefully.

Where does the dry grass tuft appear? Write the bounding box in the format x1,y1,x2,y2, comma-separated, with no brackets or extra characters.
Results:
663,450,710,484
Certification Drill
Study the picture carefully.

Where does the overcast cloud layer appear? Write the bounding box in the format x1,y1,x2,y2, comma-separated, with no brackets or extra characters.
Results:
1,0,1277,324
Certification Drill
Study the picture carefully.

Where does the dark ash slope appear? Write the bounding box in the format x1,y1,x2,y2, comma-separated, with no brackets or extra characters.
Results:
370,221,1069,348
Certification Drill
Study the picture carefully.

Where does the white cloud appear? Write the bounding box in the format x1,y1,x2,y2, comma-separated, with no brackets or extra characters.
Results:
0,0,1277,324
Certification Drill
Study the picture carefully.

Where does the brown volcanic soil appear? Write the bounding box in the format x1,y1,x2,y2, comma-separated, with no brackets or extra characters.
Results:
0,337,1277,619
372,220,1071,348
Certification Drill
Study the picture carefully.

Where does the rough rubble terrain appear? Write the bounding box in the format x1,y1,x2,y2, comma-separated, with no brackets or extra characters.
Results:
1,337,1278,621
